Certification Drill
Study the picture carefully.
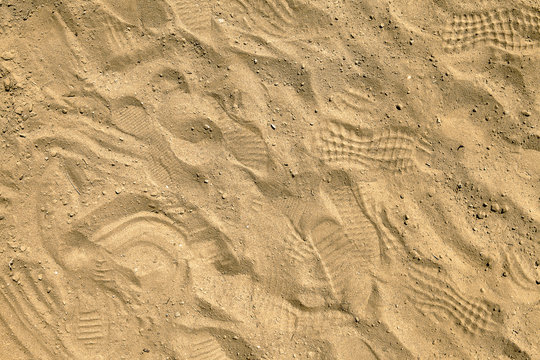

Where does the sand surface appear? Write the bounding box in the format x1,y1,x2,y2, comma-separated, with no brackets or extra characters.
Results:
0,0,539,359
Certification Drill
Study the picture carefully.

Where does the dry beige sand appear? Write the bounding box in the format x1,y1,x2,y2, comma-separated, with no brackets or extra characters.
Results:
0,0,539,359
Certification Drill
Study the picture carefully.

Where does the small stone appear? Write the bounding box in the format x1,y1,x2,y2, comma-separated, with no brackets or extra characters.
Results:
379,23,384,28
521,110,531,117
270,123,276,130
3,78,11,91
253,59,258,64
396,103,403,110
501,204,509,214
174,312,180,318
115,188,122,194
203,179,209,184
1,51,15,60
491,203,500,213
502,272,507,277
476,211,487,219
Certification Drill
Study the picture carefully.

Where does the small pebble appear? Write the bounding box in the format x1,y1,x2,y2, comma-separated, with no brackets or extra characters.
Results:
1,51,14,60
270,123,276,130
491,203,500,213
396,103,403,110
3,78,12,91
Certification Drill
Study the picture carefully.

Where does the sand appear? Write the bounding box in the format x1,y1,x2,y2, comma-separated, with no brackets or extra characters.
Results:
0,0,539,359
